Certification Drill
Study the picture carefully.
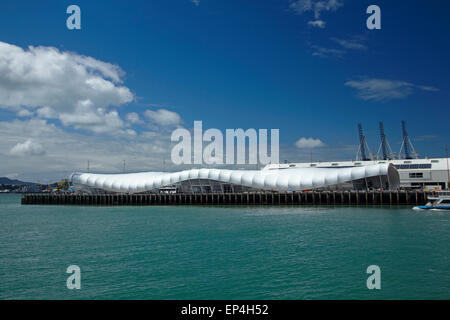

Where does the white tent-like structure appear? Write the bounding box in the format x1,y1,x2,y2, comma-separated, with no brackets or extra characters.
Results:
70,163,400,193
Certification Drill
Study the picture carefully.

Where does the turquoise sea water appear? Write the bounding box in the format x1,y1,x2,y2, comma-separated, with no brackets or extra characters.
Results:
0,193,448,300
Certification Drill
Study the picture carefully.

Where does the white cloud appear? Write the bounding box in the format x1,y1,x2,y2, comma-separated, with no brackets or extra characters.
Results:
290,0,343,22
125,129,137,136
290,0,313,15
58,103,129,135
5,173,19,179
345,78,439,101
144,109,181,127
310,36,367,58
10,139,46,156
126,112,142,124
311,45,345,58
295,137,326,148
0,119,173,182
417,85,440,92
308,20,326,28
0,42,192,182
0,41,134,134
17,109,34,117
191,0,200,6
313,0,342,18
36,106,57,118
331,37,367,50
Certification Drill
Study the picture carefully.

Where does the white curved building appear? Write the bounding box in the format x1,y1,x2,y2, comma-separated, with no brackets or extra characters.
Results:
71,163,399,194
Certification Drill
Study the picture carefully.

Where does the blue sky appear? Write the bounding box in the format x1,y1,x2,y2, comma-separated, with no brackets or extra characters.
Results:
0,0,449,181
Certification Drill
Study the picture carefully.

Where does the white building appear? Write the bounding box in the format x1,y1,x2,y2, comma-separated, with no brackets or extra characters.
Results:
265,158,450,189
71,163,399,194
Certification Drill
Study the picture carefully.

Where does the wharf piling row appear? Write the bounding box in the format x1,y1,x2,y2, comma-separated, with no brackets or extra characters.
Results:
21,190,429,206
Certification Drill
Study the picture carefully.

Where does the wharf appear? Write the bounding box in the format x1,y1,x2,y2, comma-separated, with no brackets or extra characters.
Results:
21,190,430,206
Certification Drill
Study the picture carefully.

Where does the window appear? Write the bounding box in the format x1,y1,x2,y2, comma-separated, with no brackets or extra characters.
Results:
404,161,412,164
289,164,296,167
409,172,423,178
394,164,431,169
354,162,361,166
332,163,339,166
431,160,439,163
310,164,317,167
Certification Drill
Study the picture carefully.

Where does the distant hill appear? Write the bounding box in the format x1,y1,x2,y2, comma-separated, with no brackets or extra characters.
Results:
0,177,36,186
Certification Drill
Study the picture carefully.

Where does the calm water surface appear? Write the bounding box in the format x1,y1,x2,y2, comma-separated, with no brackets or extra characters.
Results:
0,193,448,299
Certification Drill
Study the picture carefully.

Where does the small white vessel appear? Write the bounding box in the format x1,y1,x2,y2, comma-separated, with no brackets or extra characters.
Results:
413,192,450,211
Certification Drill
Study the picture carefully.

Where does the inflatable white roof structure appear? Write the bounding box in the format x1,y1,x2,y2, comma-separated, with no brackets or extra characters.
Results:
71,163,399,193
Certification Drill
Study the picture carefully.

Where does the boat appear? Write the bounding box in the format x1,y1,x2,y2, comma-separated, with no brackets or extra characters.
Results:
413,192,450,211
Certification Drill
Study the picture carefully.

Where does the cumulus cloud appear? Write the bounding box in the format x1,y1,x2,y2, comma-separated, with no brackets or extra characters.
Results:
0,41,134,134
36,106,57,118
290,0,343,24
125,112,142,124
345,78,439,101
0,119,172,182
144,109,181,127
295,137,326,148
0,42,192,182
10,139,46,156
58,104,127,134
17,109,34,117
308,20,326,28
191,0,200,6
